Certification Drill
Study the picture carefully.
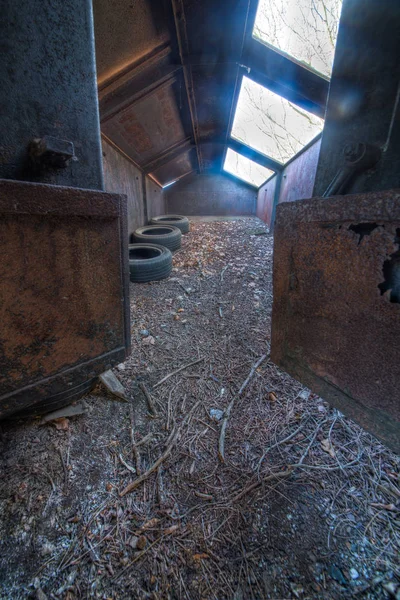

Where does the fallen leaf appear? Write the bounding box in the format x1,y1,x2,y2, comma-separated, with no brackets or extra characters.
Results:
142,335,155,345
140,517,160,530
193,553,209,561
163,525,179,535
54,417,69,431
321,438,335,458
268,392,277,403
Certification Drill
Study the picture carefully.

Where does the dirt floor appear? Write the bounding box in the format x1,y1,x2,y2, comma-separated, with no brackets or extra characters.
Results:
0,218,399,600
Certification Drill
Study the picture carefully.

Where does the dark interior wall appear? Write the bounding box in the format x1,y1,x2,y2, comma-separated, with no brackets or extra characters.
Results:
102,139,165,236
257,137,321,228
313,0,400,196
146,177,166,220
166,172,257,216
0,0,103,189
102,138,145,237
257,176,277,226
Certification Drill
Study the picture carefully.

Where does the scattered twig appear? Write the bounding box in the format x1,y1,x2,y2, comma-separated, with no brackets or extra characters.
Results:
220,265,229,281
120,402,200,496
129,403,141,476
231,469,293,503
296,419,326,466
118,453,136,474
219,354,267,462
153,357,205,389
257,418,310,471
138,382,158,417
112,535,165,582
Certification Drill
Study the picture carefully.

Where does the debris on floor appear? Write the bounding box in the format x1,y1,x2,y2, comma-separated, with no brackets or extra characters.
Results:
0,218,399,599
99,370,129,402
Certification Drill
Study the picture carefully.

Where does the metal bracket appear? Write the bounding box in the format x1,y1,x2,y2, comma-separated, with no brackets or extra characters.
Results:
323,142,381,197
29,136,76,169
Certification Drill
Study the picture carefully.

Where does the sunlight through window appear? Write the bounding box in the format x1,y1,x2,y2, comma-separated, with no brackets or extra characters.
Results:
231,76,323,164
253,0,343,79
223,148,274,187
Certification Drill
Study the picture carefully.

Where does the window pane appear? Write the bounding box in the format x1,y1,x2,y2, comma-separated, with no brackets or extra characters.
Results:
223,148,274,187
231,76,323,164
254,0,343,78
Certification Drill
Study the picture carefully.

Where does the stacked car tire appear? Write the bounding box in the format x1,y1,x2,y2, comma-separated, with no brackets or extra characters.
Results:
129,215,190,283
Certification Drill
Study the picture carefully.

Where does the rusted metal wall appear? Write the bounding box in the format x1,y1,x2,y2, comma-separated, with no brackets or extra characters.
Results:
256,176,277,228
102,139,165,235
146,176,165,219
0,180,130,418
166,172,257,216
0,0,103,190
257,138,321,228
279,139,321,205
271,190,400,453
102,138,147,237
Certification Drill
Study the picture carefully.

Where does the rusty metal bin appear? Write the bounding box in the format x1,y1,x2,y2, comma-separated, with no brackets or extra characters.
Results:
0,179,130,418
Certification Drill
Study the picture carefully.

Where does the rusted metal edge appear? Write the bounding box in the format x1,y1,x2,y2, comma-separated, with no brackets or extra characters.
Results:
117,190,132,358
275,189,400,223
274,354,400,454
0,347,127,420
0,179,122,217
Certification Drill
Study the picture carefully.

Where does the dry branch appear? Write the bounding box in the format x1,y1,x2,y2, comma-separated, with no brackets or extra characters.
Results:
153,357,205,389
138,382,158,416
120,401,200,496
231,469,293,503
218,354,267,462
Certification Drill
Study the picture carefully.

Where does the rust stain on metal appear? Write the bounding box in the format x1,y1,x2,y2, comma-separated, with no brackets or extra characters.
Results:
271,189,400,453
0,179,130,418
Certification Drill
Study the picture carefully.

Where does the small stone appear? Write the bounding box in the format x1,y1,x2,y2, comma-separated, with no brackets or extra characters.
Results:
136,535,147,550
210,408,224,421
329,565,347,585
40,542,55,557
350,568,359,580
140,329,149,337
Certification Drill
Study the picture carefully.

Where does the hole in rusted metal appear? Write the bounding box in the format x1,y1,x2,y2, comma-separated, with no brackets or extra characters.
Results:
378,228,400,304
348,222,378,244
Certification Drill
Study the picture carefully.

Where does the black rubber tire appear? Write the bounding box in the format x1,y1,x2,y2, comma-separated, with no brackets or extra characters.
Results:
150,214,190,234
133,225,182,251
129,243,173,283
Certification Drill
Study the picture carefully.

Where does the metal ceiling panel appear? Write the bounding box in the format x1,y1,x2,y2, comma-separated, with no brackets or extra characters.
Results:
102,79,187,168
150,147,196,186
93,0,171,85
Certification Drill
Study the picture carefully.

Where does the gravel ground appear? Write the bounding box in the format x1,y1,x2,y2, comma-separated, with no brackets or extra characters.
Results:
0,217,399,600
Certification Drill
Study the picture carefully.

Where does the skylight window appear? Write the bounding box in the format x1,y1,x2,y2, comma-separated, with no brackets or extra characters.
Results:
231,76,323,164
224,148,274,188
253,0,343,79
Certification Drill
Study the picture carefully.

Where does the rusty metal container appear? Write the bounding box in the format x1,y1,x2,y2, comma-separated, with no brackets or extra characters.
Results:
0,179,130,418
271,189,400,453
